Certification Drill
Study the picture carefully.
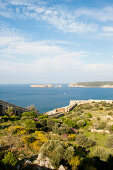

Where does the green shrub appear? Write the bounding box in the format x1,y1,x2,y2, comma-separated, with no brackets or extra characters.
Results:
58,124,70,135
23,119,36,130
77,120,86,128
64,118,76,128
41,139,74,167
96,122,106,130
92,147,110,161
2,152,17,166
106,134,113,148
47,118,55,130
22,111,38,118
109,125,113,132
38,114,48,119
98,107,103,110
5,107,14,117
94,104,99,108
76,134,95,148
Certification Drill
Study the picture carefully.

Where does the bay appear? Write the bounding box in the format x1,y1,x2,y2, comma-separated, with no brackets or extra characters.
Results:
0,84,113,113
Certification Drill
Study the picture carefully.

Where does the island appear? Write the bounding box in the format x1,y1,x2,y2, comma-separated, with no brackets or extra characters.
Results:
30,84,62,88
69,81,113,88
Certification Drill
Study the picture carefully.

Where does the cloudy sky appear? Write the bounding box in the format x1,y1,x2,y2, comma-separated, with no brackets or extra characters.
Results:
1,0,113,84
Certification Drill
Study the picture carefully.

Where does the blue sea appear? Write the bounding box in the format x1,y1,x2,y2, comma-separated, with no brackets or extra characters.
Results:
0,84,113,113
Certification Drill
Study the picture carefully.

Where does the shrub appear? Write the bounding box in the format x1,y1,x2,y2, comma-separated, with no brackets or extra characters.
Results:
58,124,70,135
41,139,74,167
76,134,95,148
106,134,113,148
87,113,93,118
69,156,81,170
22,135,35,145
30,131,47,151
23,119,36,130
22,111,38,118
64,118,76,128
52,123,60,134
38,114,48,119
67,134,76,141
108,112,113,116
8,126,23,135
98,107,103,110
5,107,14,117
96,122,106,130
109,125,113,132
94,104,99,108
77,120,86,128
47,118,55,130
2,152,17,166
92,147,110,161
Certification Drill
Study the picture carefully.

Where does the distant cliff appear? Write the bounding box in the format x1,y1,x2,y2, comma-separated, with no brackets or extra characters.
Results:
69,81,113,88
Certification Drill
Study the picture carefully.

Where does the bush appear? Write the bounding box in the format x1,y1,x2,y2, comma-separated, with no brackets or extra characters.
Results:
109,125,113,132
106,134,113,148
69,156,81,170
22,111,38,118
94,104,99,108
64,118,76,128
58,124,70,135
98,107,103,110
2,152,17,166
8,126,23,135
77,120,86,128
92,147,110,161
96,122,106,130
30,131,47,151
5,107,14,117
76,134,95,148
47,118,55,130
23,119,36,130
67,134,76,141
41,139,74,167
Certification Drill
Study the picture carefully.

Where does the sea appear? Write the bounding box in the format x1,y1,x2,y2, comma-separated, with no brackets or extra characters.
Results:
1,84,113,113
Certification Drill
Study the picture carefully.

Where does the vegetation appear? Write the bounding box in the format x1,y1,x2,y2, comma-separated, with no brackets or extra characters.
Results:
70,81,113,87
0,101,113,169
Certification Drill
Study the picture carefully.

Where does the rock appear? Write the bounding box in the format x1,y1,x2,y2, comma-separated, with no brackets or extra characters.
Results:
59,165,66,170
34,153,54,169
25,160,32,165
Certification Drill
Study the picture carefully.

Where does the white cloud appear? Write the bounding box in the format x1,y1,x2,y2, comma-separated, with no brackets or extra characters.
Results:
103,26,113,32
0,0,98,33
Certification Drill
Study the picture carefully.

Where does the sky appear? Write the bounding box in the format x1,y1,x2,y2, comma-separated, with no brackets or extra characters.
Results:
0,0,113,84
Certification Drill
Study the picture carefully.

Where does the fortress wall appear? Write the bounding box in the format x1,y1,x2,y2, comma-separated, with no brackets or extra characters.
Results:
70,99,113,106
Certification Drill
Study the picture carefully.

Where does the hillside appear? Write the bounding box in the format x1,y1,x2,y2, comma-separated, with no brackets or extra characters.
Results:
0,101,113,169
69,81,113,87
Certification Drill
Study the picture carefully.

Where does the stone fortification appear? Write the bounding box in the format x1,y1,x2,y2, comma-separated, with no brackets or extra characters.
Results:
46,99,113,116
69,99,113,106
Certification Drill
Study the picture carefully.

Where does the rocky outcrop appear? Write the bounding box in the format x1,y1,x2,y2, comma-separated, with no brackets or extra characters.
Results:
34,154,66,170
34,153,54,169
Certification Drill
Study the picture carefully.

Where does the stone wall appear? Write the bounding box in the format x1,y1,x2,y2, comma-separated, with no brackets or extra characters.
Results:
70,99,113,106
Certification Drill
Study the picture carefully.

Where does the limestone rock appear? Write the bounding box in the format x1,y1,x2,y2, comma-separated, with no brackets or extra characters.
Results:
58,165,66,170
34,153,54,169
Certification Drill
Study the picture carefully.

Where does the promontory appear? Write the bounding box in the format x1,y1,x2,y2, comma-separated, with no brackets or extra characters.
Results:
68,81,113,88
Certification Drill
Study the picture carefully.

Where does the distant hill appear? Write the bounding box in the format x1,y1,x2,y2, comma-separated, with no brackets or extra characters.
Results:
69,81,113,88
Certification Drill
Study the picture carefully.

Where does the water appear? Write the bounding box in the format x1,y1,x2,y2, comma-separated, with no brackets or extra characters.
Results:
0,84,113,113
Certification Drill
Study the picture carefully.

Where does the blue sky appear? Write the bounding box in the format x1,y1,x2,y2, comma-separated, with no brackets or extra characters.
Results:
0,0,113,84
